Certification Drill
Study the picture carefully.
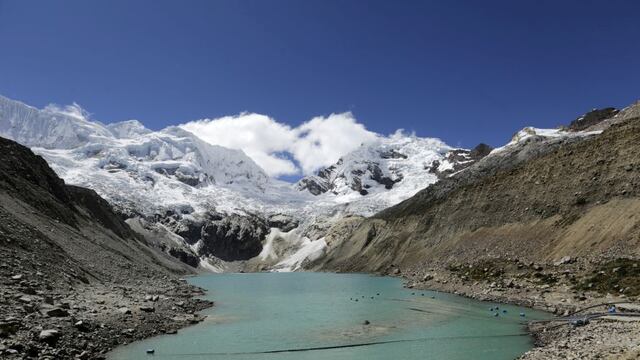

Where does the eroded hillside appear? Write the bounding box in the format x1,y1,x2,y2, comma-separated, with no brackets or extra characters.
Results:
0,137,211,359
316,102,640,272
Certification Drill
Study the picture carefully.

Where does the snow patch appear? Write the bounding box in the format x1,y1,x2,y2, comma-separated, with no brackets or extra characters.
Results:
274,237,327,272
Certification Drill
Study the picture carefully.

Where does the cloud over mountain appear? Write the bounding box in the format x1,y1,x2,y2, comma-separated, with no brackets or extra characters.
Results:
180,112,378,177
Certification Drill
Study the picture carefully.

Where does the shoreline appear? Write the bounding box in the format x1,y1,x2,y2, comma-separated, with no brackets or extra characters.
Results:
23,266,636,360
395,262,640,359
1,275,213,359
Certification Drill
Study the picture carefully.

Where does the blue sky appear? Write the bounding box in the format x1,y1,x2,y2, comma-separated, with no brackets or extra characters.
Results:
0,0,639,171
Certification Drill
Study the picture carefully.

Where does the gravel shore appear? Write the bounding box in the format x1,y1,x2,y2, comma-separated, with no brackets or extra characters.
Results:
398,260,640,359
0,269,212,359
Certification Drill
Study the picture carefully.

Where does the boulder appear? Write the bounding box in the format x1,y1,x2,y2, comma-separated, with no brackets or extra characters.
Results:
554,256,573,266
74,320,91,332
0,319,19,337
38,329,60,345
139,305,155,313
117,307,131,315
46,307,70,317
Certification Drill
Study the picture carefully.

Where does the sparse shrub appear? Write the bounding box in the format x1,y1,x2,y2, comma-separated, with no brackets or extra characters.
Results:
575,258,640,296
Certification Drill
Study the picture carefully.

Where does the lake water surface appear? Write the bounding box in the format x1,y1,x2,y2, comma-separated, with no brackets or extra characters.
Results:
109,273,549,360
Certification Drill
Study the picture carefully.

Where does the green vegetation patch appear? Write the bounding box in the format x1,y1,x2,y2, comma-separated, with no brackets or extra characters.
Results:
531,271,558,285
575,258,640,296
448,260,506,281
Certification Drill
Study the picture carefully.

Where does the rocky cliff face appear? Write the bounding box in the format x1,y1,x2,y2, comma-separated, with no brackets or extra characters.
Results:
0,136,211,359
157,212,269,262
314,102,640,273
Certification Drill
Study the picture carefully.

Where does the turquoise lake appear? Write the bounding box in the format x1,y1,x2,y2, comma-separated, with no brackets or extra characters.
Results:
109,272,549,360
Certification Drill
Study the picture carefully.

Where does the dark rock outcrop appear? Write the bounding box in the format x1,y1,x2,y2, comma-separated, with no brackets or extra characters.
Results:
200,214,267,261
156,211,270,262
469,143,493,159
0,137,77,226
267,214,299,232
297,160,403,196
66,185,139,240
569,107,619,131
168,247,200,267
427,143,493,179
296,177,330,196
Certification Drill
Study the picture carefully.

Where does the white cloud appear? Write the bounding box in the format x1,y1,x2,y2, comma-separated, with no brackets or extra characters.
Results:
180,112,378,177
292,113,378,174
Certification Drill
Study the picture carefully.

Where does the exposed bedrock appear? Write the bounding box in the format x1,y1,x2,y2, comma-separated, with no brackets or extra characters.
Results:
154,211,299,263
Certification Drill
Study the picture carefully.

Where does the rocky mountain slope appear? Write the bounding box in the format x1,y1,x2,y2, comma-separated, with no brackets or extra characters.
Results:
0,136,212,359
315,101,640,271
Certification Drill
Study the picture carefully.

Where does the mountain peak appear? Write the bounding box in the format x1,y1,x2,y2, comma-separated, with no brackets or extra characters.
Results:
107,119,152,138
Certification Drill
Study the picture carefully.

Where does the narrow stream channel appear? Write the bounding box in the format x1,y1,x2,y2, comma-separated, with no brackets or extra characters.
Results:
109,273,550,360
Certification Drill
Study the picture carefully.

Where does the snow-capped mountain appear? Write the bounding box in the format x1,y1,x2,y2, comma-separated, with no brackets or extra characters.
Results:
296,132,449,196
295,133,495,215
0,96,296,269
0,94,504,271
0,96,113,149
0,95,271,208
0,95,322,270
